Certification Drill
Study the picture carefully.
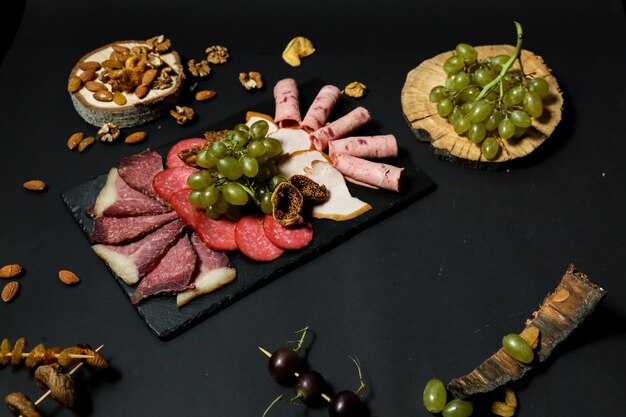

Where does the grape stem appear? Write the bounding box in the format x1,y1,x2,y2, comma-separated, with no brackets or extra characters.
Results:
350,355,367,395
262,394,283,417
475,21,524,101
288,326,310,353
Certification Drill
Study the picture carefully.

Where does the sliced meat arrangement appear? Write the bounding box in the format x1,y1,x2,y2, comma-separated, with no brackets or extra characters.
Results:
131,234,197,305
273,78,301,128
332,154,404,192
93,168,171,218
263,215,313,250
301,84,341,132
166,138,207,168
91,211,178,244
117,149,164,198
310,106,371,151
153,166,197,201
235,215,285,261
327,135,398,160
197,216,238,252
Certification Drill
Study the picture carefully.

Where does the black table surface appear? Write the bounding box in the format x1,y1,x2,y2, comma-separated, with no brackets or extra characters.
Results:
1,1,625,416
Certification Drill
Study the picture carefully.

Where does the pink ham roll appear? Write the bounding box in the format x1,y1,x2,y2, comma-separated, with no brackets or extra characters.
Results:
273,78,301,128
310,106,371,151
332,154,404,192
301,85,341,132
328,135,398,160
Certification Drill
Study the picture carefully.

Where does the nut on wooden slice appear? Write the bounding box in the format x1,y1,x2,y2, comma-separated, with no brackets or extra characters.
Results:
58,270,80,286
401,45,563,169
2,281,20,303
68,39,185,128
23,180,46,191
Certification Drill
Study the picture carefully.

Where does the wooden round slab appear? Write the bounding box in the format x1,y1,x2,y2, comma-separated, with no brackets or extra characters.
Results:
68,40,185,128
401,45,563,169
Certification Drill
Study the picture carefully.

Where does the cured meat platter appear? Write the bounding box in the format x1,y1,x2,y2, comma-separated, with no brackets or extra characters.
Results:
61,79,435,339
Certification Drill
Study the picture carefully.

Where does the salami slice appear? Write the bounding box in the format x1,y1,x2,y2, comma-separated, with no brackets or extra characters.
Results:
310,106,371,151
332,154,404,192
117,149,164,198
169,189,203,229
327,135,398,160
166,138,207,168
153,166,198,201
301,85,341,132
235,215,284,261
262,215,313,250
273,78,301,128
197,215,238,252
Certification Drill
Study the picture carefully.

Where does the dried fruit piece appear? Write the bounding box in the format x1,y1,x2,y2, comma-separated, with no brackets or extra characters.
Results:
113,91,127,106
1,281,19,302
195,89,216,101
96,122,121,142
57,347,83,368
78,136,95,152
187,59,211,77
344,81,368,98
272,182,304,227
491,401,516,417
44,347,61,364
125,131,147,144
58,270,80,286
239,71,263,90
25,343,46,368
289,175,328,203
504,386,517,408
67,76,82,93
83,349,109,370
0,264,22,278
205,45,229,64
4,392,41,417
282,36,315,67
0,339,12,365
23,180,46,191
170,106,195,125
11,337,27,365
34,363,77,408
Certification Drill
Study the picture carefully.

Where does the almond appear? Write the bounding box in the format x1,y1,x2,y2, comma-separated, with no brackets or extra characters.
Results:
125,131,147,144
135,84,149,99
79,69,96,83
195,89,217,101
142,69,158,86
93,90,113,102
0,264,22,279
67,132,84,150
23,180,46,191
112,44,130,54
78,61,101,71
58,270,81,286
84,81,106,92
1,281,19,302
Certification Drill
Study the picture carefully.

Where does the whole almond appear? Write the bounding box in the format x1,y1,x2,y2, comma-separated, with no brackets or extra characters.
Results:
135,84,149,99
67,132,84,149
0,264,22,279
141,69,158,86
67,76,82,93
58,270,80,286
125,131,147,144
78,61,101,71
93,90,113,102
85,81,106,92
79,69,96,83
195,89,217,101
1,281,19,303
112,44,130,54
23,180,46,191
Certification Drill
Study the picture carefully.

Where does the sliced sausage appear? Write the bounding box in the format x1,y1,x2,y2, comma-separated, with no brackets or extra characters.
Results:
262,215,313,250
197,215,238,252
332,154,404,192
166,138,207,168
153,166,198,201
301,85,341,132
310,106,371,151
235,215,284,261
273,78,301,128
168,189,203,229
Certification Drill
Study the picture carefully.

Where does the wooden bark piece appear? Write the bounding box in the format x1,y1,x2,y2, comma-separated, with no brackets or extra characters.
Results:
401,45,564,169
447,264,606,399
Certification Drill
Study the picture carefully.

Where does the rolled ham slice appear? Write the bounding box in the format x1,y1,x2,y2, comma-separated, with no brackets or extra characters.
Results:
310,106,371,151
273,78,301,128
301,85,341,132
332,154,403,192
327,135,398,160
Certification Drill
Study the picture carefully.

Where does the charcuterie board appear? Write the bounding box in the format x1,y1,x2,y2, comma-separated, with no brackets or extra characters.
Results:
61,79,435,339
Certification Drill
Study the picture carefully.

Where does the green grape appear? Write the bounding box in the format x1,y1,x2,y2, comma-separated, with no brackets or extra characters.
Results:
437,98,453,117
491,54,510,67
217,156,243,180
455,43,477,62
498,118,516,139
481,137,499,160
224,204,242,221
247,140,266,158
503,73,521,86
422,378,447,413
222,182,249,206
187,170,213,191
259,192,273,214
444,76,455,90
196,149,218,168
210,141,227,158
502,334,534,363
513,126,527,138
469,100,492,123
233,130,250,148
473,68,495,87
498,78,511,93
523,92,543,117
443,55,465,74
529,77,550,98
442,399,473,417
468,123,486,143
255,153,269,163
250,119,270,140
256,164,271,182
510,110,531,128
462,101,476,115
460,86,480,103
263,137,283,158
451,72,470,90
453,117,471,135
207,195,230,217
240,155,259,177
485,110,504,131
486,90,498,101
448,106,464,124
222,130,235,141
503,85,524,106
200,186,219,207
234,123,249,133
429,85,447,103
269,175,288,191
189,190,204,207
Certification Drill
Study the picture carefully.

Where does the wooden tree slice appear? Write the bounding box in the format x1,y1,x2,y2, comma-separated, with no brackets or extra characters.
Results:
401,45,563,169
68,40,185,128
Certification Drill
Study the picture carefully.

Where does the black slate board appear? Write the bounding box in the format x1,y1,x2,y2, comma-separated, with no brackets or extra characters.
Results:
61,79,435,339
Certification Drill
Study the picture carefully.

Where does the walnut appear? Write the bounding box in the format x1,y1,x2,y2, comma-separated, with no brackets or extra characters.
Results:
205,45,229,64
146,53,164,68
187,59,211,77
153,67,174,90
170,106,195,125
146,35,171,53
239,71,263,91
96,122,121,142
344,81,367,98
107,68,143,92
131,45,150,57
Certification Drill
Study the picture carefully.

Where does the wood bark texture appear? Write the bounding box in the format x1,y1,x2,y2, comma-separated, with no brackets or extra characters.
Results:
447,264,606,399
401,45,564,169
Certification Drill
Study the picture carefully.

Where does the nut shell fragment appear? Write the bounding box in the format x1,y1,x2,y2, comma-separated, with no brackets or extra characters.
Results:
4,392,41,417
282,36,315,67
35,364,77,409
271,182,304,227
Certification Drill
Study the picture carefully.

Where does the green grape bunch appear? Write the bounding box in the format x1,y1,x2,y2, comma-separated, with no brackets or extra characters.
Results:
186,119,287,221
428,22,551,160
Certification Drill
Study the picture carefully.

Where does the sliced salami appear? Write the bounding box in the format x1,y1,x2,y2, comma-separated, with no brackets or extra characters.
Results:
235,215,284,261
262,215,313,250
310,106,371,151
332,154,404,192
153,166,198,201
117,149,164,198
169,189,204,229
273,78,301,128
166,138,207,168
301,85,341,132
327,135,398,160
197,215,238,252
91,211,179,244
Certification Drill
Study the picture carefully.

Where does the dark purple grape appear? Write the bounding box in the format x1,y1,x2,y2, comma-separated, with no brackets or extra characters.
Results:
267,347,305,386
329,390,365,417
296,371,327,407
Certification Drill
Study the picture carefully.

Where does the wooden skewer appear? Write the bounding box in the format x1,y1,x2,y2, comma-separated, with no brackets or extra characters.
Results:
258,346,332,403
3,352,95,359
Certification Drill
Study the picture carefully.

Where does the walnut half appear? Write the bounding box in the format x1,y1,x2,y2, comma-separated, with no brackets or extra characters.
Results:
205,45,230,64
239,71,263,91
170,106,195,125
96,122,120,142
